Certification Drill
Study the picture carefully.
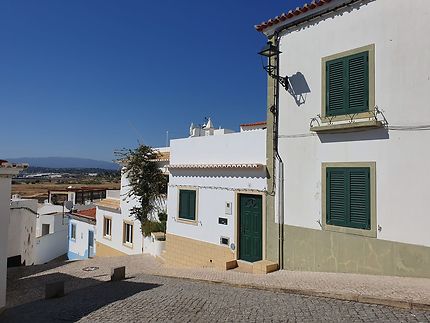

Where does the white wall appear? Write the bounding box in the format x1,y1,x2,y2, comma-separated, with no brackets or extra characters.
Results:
143,235,166,257
167,130,267,247
33,229,68,265
68,218,96,259
0,177,11,310
95,207,143,255
277,0,430,247
170,130,266,165
8,199,37,266
36,213,68,237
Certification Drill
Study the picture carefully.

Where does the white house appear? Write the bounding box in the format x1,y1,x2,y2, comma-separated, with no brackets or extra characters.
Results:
256,0,430,277
0,160,26,314
68,208,96,260
165,120,275,273
7,199,69,266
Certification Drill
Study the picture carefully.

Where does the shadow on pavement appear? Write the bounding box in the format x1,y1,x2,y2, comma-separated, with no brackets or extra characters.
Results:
7,256,70,282
2,277,161,322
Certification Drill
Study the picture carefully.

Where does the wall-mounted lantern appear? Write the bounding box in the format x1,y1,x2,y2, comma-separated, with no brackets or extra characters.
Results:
258,42,288,90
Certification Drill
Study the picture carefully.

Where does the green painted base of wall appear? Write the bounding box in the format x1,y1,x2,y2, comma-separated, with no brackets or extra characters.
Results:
282,225,430,278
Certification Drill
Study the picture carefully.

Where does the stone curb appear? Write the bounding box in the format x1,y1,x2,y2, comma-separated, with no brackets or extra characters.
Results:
149,272,430,311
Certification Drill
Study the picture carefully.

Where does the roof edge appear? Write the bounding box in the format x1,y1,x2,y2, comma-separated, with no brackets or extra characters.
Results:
255,0,360,36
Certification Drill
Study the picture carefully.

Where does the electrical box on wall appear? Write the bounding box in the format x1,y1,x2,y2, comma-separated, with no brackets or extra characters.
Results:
218,217,228,225
220,237,230,246
225,202,232,215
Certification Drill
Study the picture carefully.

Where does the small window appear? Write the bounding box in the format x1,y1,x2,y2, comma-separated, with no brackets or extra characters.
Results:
42,224,50,236
71,223,76,240
325,51,369,116
326,167,370,230
123,222,133,245
104,217,112,238
178,189,197,221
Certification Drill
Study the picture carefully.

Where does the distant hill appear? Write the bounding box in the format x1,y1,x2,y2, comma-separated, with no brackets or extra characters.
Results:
7,157,119,170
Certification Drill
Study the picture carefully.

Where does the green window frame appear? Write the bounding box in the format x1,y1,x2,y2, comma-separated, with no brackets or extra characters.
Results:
326,167,370,230
178,189,196,221
326,51,369,116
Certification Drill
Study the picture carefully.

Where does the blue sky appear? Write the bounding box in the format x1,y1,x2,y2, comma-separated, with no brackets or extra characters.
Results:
0,0,308,162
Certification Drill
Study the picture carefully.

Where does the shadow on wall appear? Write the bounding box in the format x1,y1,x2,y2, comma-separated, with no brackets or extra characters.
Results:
287,72,311,107
290,0,376,33
318,127,389,143
170,168,267,179
3,271,161,321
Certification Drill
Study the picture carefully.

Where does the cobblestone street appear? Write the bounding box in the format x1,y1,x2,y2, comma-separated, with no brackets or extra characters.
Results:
2,273,430,323
2,255,430,322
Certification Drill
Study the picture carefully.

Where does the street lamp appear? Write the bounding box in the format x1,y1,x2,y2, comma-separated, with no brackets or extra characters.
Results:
258,42,288,90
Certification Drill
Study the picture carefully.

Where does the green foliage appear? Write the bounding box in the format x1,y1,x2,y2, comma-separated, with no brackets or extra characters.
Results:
115,145,167,237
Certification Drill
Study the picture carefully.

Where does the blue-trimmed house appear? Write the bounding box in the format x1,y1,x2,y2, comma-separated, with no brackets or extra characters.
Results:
67,208,96,260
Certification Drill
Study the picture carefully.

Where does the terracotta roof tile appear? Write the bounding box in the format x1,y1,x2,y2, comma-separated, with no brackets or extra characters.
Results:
75,208,97,220
255,0,334,32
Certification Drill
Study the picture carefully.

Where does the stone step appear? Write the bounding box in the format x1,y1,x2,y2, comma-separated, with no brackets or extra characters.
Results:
227,259,279,274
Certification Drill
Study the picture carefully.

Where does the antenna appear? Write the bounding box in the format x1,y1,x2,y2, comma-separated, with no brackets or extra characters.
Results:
166,130,169,147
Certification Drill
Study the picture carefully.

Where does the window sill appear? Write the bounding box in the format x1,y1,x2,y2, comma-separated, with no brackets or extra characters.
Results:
177,218,198,226
123,242,133,249
103,235,112,241
323,223,376,238
311,120,383,133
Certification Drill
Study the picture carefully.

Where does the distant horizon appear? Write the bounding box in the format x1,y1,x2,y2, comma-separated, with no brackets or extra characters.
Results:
6,156,115,163
6,156,120,170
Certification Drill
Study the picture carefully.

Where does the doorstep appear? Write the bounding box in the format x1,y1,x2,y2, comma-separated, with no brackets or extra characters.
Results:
226,259,279,274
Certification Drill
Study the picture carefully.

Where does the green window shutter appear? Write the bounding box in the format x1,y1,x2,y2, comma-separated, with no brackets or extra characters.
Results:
326,58,347,116
347,52,369,114
326,167,370,230
327,168,347,226
179,190,196,220
326,51,369,116
348,168,370,229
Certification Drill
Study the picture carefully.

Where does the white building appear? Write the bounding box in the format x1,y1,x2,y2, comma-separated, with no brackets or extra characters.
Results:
7,200,69,266
68,208,96,260
8,199,37,267
95,148,170,257
165,120,275,273
0,161,26,314
257,0,430,277
95,188,145,256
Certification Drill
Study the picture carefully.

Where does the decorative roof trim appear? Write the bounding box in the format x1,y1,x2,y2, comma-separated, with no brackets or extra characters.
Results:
240,121,267,127
255,0,360,34
168,163,264,170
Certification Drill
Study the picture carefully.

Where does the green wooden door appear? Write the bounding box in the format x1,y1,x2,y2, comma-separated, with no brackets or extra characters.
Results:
239,194,262,262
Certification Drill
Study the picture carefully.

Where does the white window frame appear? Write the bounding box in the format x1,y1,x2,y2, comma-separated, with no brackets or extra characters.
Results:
123,222,133,247
103,217,112,239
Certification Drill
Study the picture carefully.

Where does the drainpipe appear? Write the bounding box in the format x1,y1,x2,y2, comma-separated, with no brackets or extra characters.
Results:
271,32,285,270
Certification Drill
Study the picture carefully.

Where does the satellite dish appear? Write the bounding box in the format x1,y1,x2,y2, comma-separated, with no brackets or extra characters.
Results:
64,200,74,211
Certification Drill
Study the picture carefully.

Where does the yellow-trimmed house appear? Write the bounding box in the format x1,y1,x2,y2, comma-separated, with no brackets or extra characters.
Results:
165,119,277,273
95,148,170,257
